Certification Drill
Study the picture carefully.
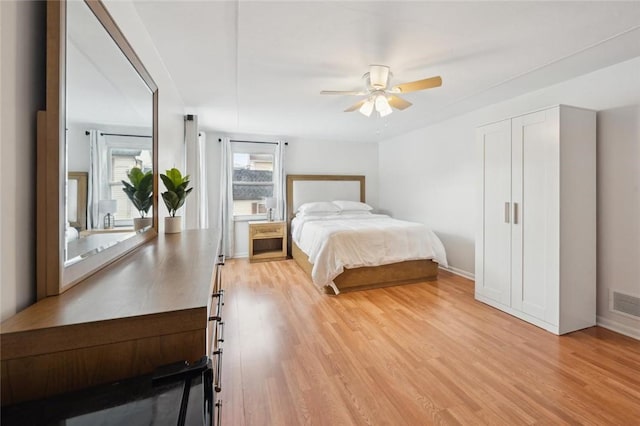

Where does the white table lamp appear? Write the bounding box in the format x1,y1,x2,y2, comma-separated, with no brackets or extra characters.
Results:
265,197,276,221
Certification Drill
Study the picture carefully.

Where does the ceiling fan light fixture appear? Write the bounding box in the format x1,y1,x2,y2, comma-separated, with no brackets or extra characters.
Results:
375,94,392,117
321,65,441,117
369,65,390,89
359,99,374,117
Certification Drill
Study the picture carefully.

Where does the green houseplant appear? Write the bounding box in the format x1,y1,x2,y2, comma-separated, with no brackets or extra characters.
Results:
122,167,153,231
160,168,193,233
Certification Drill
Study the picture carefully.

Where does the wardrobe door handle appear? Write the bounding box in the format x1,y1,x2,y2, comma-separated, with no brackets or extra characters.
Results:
513,202,519,225
504,202,510,223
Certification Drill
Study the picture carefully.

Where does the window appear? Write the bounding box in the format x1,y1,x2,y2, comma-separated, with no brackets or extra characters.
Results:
220,139,285,256
108,147,152,226
232,151,274,217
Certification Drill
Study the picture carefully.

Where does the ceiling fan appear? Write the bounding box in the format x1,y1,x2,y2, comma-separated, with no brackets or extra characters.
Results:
320,65,442,117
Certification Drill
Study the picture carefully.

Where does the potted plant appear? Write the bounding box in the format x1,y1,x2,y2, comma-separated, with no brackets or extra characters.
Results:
160,168,193,233
122,167,153,231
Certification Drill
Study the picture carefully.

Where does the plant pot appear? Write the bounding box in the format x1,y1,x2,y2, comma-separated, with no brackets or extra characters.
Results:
133,217,153,231
164,216,182,234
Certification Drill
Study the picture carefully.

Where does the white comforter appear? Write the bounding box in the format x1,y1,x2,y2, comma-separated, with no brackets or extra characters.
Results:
292,214,448,290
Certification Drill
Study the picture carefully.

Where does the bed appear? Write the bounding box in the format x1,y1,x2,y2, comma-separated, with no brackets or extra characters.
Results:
286,174,447,294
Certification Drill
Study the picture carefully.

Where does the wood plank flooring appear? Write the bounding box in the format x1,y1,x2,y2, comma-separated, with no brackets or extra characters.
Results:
220,259,640,425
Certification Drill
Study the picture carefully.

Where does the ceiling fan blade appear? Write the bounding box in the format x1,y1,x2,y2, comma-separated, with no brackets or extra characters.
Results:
387,95,412,110
392,76,442,93
344,99,366,112
320,90,367,96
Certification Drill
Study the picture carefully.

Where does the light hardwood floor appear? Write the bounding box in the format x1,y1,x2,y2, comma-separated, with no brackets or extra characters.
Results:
221,259,640,425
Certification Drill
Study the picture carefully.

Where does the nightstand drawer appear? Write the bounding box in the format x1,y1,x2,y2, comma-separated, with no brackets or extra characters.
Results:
251,224,284,238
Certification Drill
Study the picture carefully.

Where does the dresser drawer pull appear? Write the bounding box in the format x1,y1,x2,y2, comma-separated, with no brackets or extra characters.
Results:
214,277,223,295
213,289,224,305
208,291,224,322
213,348,223,393
215,400,223,426
217,321,225,343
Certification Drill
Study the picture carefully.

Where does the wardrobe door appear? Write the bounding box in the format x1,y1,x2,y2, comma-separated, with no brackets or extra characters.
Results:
511,108,560,324
476,120,512,306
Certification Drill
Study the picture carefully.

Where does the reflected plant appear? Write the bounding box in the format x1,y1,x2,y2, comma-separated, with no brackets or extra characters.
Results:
122,167,153,218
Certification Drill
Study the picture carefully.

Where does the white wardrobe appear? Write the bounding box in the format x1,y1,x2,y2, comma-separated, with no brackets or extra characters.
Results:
475,105,596,335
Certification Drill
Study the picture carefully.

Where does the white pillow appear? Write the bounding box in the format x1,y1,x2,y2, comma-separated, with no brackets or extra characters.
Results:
65,223,79,242
297,201,340,214
295,210,339,218
339,210,373,215
332,200,373,211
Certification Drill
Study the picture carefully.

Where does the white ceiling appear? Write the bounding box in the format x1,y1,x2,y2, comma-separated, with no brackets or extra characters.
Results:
132,1,640,142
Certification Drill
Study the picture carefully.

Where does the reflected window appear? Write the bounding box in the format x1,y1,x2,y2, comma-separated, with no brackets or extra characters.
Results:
109,147,152,225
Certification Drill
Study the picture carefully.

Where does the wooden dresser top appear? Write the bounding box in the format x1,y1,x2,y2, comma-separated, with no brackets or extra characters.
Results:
1,229,218,334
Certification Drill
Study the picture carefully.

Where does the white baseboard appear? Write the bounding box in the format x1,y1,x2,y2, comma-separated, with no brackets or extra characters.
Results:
439,265,475,281
597,315,640,340
232,252,249,259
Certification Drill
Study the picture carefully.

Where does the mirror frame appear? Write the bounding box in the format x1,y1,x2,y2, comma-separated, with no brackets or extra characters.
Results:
37,0,159,297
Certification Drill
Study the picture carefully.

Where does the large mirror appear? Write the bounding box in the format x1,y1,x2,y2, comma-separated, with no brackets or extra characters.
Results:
38,0,159,296
65,0,153,265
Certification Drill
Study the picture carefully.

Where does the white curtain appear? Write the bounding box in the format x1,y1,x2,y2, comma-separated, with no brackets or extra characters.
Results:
184,115,209,229
196,132,209,228
219,137,235,257
273,140,287,221
87,130,107,230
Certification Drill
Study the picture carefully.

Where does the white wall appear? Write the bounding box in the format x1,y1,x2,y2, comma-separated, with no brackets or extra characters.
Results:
596,105,640,337
67,122,153,173
0,0,45,321
204,133,379,257
379,56,640,334
286,138,380,208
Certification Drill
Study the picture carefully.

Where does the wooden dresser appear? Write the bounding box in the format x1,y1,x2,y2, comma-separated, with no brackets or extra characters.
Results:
1,229,224,407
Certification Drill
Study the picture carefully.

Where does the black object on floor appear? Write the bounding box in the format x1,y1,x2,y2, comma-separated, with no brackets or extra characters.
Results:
2,357,214,426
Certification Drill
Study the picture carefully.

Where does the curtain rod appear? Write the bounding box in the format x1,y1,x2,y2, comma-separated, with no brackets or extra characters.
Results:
85,131,152,138
218,138,288,146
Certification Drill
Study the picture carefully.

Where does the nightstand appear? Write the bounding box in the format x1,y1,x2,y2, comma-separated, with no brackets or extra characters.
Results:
248,221,287,263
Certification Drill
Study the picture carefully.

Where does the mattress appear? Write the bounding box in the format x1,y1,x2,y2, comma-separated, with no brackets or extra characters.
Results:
291,213,448,288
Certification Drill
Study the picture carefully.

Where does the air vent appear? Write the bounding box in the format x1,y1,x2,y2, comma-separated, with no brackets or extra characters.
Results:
610,290,640,319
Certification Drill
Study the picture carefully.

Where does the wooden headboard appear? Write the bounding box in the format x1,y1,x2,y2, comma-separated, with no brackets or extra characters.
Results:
68,171,88,231
285,174,365,254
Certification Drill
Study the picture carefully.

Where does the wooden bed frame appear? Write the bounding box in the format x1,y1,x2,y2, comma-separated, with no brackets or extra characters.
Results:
286,174,439,294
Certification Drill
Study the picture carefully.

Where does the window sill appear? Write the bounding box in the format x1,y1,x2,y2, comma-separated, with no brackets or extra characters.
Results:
234,215,268,222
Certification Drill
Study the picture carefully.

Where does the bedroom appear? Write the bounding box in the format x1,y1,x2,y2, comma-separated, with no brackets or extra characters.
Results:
2,0,639,423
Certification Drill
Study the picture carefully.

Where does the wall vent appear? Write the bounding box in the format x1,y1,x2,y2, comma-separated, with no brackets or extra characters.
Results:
610,290,640,319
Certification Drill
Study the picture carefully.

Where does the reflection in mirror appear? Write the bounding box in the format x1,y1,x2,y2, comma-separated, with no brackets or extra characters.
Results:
65,0,153,266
